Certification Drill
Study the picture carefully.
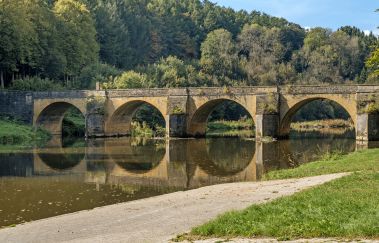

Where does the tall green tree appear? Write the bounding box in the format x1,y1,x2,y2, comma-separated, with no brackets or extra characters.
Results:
200,29,239,86
86,0,131,69
0,0,38,88
238,24,300,85
53,0,99,83
292,28,364,84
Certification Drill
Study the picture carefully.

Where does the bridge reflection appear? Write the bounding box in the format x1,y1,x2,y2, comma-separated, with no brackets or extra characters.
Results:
0,135,363,228
1,135,359,190
30,137,262,189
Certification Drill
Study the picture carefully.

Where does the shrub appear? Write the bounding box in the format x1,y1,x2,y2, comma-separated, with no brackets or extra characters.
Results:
10,77,64,91
77,63,121,89
104,71,148,89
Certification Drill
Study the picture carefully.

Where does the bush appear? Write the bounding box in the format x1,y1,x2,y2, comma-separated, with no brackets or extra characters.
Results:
104,71,148,89
10,77,64,91
62,108,85,137
131,121,166,138
77,63,121,89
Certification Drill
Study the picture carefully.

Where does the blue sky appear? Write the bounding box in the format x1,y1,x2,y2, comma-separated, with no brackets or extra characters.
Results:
214,0,379,34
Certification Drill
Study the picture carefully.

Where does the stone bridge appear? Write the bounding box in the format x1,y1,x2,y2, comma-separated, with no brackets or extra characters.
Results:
2,85,379,140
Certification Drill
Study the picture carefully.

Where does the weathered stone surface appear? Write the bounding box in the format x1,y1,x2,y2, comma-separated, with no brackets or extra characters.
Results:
356,113,379,141
255,114,279,138
167,114,187,138
1,85,379,140
0,91,34,124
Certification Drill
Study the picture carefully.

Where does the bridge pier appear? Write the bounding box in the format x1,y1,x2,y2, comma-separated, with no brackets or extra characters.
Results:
356,113,379,141
255,114,279,139
166,114,187,138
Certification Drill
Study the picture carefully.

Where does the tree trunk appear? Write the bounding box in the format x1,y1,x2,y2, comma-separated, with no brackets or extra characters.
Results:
1,70,4,89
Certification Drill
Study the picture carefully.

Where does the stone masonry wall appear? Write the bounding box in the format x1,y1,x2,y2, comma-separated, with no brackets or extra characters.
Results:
0,91,34,124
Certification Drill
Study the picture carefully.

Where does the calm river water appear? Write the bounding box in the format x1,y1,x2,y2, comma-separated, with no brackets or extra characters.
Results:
0,131,376,227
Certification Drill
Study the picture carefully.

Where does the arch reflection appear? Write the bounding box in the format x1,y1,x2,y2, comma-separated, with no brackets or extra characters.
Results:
36,136,86,172
188,138,255,177
105,138,166,174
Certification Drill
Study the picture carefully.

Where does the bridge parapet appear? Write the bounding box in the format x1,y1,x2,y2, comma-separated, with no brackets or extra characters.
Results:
279,85,359,95
2,85,379,141
356,85,379,94
187,86,277,96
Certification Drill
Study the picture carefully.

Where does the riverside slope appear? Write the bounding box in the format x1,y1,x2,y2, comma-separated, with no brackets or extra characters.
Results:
0,173,348,243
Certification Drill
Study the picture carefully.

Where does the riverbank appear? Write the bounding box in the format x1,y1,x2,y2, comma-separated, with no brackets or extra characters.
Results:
207,119,254,137
0,118,50,150
0,173,346,243
291,119,354,134
188,149,379,241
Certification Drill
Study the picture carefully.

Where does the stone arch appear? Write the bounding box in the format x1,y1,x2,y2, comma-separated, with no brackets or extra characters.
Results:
188,98,254,137
35,102,86,136
106,100,167,136
279,97,356,137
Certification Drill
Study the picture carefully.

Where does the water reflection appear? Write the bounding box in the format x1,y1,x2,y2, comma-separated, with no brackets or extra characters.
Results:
105,139,165,174
0,133,371,227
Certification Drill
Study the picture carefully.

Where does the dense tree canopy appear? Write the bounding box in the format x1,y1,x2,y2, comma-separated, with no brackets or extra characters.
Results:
0,0,378,90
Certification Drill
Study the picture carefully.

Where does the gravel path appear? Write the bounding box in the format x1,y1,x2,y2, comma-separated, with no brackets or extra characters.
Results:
0,173,348,243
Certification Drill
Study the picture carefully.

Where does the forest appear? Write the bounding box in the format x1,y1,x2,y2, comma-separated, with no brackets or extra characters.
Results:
1,0,379,123
1,0,379,90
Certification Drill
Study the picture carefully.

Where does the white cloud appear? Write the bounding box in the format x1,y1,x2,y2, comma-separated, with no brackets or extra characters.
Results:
364,29,379,36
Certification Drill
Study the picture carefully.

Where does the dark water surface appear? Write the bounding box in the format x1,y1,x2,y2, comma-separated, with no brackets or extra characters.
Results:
0,131,376,227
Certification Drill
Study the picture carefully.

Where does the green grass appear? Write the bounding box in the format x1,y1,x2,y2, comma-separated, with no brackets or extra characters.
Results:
188,148,379,241
191,172,379,240
291,119,353,130
0,119,51,148
208,119,254,131
207,119,255,138
264,149,379,180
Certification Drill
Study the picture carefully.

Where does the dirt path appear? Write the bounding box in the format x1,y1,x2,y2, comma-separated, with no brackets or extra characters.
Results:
0,173,348,243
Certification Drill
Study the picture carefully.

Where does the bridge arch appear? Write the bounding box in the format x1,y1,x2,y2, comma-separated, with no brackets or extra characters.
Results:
35,102,86,136
188,98,255,137
106,100,167,137
279,96,356,137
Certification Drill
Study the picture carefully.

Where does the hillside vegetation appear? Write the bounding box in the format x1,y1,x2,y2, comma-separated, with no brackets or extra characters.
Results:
0,0,378,91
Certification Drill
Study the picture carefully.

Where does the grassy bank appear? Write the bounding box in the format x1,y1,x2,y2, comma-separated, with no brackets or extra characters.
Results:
291,119,354,132
264,148,379,180
207,119,254,137
0,119,51,148
191,172,379,240
188,148,379,241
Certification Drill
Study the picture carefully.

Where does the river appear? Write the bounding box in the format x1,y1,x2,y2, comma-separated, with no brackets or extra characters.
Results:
0,130,376,228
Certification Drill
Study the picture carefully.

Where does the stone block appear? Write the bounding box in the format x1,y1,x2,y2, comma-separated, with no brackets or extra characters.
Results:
256,114,279,138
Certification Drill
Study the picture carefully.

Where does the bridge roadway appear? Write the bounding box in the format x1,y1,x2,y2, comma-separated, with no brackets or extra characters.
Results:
1,85,379,140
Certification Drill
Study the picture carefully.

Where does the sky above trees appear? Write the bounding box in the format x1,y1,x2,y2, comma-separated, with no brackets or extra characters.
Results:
214,0,379,35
